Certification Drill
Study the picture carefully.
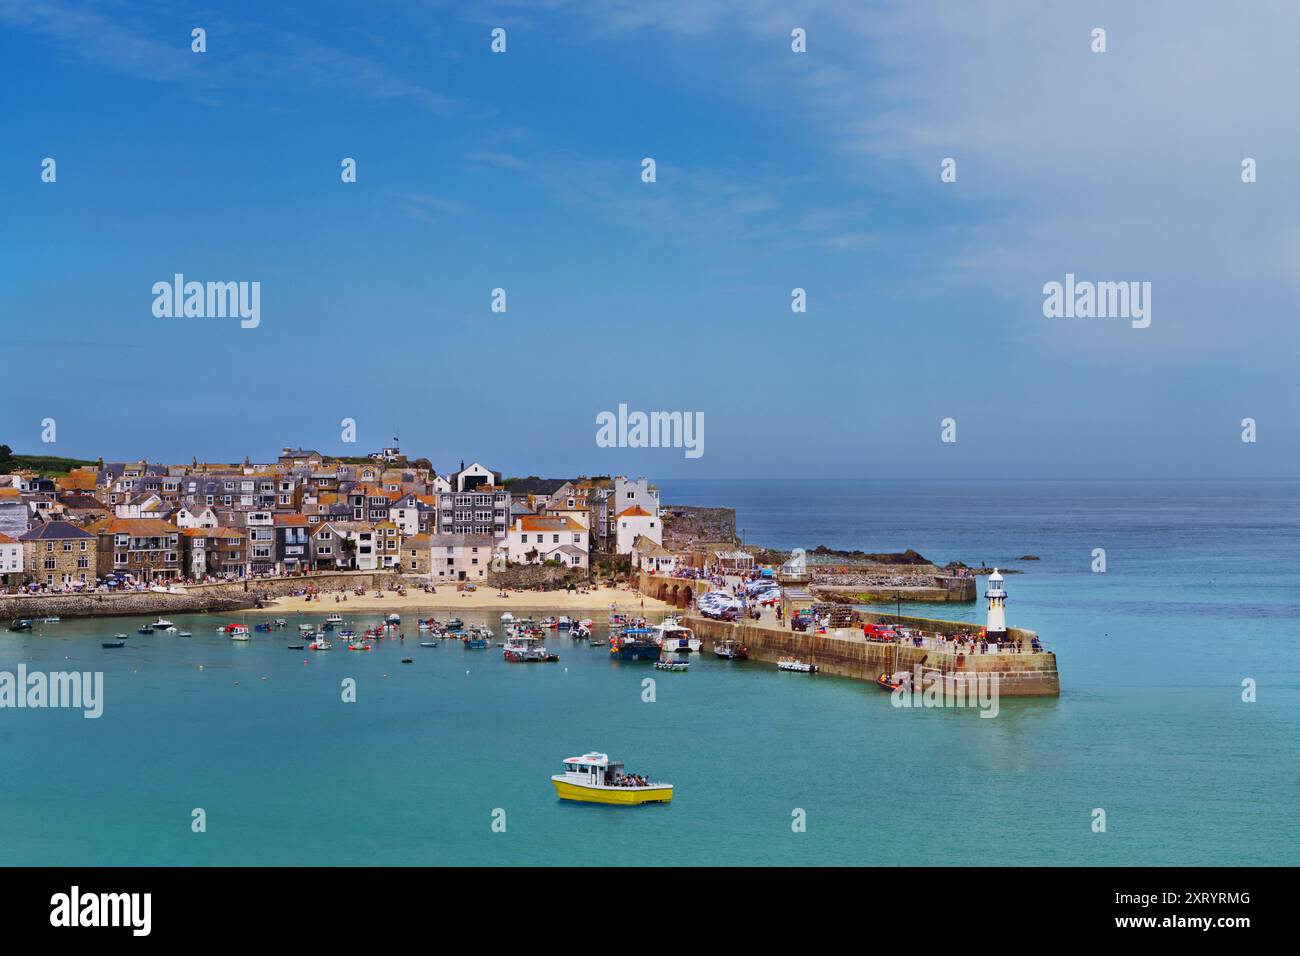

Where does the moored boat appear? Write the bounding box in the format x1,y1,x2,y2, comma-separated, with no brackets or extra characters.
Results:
326,613,343,626
609,627,660,661
137,625,154,635
151,618,174,629
503,633,558,662
777,658,818,674
551,752,672,805
102,640,126,648
226,624,250,641
308,637,332,651
653,658,689,672
713,638,748,660
43,616,61,623
9,619,34,632
654,618,700,653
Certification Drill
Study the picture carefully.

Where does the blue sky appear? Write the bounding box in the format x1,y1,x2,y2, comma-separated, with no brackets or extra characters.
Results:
2,0,1297,478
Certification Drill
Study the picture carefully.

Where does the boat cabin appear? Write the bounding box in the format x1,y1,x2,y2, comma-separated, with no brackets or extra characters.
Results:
560,752,621,787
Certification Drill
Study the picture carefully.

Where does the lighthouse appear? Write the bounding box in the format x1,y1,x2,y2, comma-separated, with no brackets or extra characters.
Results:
985,569,1007,643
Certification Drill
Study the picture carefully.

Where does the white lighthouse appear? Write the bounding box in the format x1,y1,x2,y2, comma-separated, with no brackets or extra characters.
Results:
985,569,1007,642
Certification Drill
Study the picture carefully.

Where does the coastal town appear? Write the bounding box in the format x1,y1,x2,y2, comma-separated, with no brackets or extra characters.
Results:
0,444,676,592
0,442,1059,695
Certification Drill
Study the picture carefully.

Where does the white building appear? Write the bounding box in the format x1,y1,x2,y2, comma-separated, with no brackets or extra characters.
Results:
506,516,589,570
614,506,661,555
428,534,497,582
630,535,676,574
0,532,23,585
175,505,219,529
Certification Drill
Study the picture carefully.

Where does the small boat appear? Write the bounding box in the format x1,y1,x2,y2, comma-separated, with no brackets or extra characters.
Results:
463,628,491,649
326,613,343,626
777,658,818,674
401,657,413,664
8,619,34,632
273,619,287,628
136,625,154,635
875,671,911,691
298,623,315,633
444,617,464,632
552,753,672,805
572,623,591,639
227,624,250,642
340,629,356,639
386,613,401,625
113,633,128,639
653,658,689,672
713,638,748,660
308,638,333,651
254,623,274,632
151,618,175,629
500,611,514,622
503,634,559,663
178,631,193,637
43,616,61,623
588,639,605,648
557,616,572,629
347,642,373,652
287,644,305,650
102,640,126,648
418,641,437,647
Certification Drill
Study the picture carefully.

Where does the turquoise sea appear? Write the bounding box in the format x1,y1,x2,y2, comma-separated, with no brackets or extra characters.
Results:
2,479,1297,866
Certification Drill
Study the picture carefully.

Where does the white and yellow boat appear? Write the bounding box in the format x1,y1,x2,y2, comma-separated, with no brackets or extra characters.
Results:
551,752,673,805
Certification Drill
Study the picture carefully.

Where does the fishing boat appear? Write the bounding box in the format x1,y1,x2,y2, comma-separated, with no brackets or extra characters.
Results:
298,623,315,633
655,618,701,653
777,658,818,674
503,633,559,663
273,618,287,628
572,623,592,640
102,640,126,648
347,641,373,652
609,627,661,661
178,631,193,637
151,618,175,629
551,753,673,805
463,626,491,649
653,658,689,672
308,636,333,651
444,617,464,633
136,625,154,635
325,613,343,626
401,657,413,664
386,613,401,625
608,611,630,629
8,619,34,632
500,611,514,622
713,638,748,660
254,623,274,632
43,616,61,623
557,615,572,629
418,641,437,648
227,624,251,642
287,644,305,650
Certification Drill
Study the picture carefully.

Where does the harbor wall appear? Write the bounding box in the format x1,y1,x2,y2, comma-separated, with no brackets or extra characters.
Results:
684,615,1060,697
0,571,402,621
637,572,718,608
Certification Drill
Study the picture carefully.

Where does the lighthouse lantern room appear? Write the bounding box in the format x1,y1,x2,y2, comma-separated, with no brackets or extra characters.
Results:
985,569,1008,643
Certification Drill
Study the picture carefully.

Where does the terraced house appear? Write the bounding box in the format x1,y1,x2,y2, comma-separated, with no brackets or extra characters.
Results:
19,520,98,588
88,517,182,583
182,527,249,580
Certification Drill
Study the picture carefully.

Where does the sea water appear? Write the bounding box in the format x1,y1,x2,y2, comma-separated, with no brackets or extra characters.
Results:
1,479,1296,865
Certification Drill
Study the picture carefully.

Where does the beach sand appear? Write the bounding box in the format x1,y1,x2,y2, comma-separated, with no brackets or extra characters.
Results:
247,583,676,615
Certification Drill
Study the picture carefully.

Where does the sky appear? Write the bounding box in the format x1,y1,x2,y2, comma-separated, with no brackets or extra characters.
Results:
1,0,1297,478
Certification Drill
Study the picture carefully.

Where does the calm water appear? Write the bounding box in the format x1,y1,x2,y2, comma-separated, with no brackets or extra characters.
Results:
2,479,1297,865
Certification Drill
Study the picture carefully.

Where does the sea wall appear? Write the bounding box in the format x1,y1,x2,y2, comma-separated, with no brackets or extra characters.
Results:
0,571,401,621
685,615,1060,697
636,572,717,608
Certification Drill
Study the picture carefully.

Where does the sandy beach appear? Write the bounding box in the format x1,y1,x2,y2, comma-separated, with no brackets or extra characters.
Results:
246,584,677,616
